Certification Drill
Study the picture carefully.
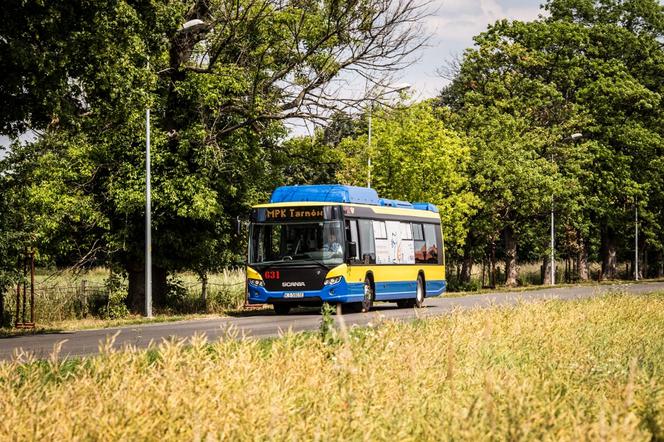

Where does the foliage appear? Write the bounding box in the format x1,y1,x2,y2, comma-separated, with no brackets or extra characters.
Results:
1,293,664,439
336,101,476,252
319,302,338,344
1,0,663,304
439,0,664,283
0,0,428,309
99,273,130,320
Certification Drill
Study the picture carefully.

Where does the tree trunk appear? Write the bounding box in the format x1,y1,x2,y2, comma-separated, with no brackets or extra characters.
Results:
601,228,618,280
127,263,168,314
657,252,664,278
504,227,518,287
0,287,4,327
565,258,569,283
460,245,474,284
577,235,589,281
481,259,486,288
542,254,552,285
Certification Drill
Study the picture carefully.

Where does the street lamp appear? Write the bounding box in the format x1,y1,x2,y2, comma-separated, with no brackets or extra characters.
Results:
145,60,152,318
635,200,639,281
550,132,583,285
367,83,410,188
145,18,207,318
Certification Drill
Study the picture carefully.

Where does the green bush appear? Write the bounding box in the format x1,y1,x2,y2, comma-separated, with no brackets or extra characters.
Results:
98,273,129,319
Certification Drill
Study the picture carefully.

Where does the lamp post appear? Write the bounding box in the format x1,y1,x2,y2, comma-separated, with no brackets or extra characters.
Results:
368,103,372,188
635,203,639,281
145,19,205,318
550,179,554,285
145,66,152,318
366,83,410,188
550,132,583,285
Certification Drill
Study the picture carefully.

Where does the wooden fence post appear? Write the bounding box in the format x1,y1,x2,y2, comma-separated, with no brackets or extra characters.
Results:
201,275,208,310
81,279,88,316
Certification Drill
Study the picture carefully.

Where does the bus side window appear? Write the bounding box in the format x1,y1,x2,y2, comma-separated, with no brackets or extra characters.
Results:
345,220,361,262
358,219,376,264
413,223,426,263
423,224,439,264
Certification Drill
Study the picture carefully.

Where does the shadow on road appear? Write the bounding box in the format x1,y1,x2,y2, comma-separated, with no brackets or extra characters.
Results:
0,328,67,340
226,302,411,318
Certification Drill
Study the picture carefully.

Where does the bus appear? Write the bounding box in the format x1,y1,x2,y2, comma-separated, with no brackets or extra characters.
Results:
246,184,446,314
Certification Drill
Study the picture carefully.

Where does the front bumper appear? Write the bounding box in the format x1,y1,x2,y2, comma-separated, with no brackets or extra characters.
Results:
247,278,364,304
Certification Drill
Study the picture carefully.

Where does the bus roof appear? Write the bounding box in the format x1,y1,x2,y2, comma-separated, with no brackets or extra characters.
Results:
264,185,439,213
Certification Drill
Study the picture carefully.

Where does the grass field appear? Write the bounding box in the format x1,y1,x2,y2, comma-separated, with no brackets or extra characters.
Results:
2,261,648,328
1,293,663,440
1,267,247,326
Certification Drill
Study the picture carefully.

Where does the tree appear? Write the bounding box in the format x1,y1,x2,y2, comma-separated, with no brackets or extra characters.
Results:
440,20,581,286
439,0,664,284
1,0,430,311
335,101,476,255
542,0,664,279
0,146,37,326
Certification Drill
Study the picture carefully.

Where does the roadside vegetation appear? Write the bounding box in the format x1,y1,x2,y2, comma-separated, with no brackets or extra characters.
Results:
0,267,247,332
1,0,663,323
1,293,663,440
3,262,660,333
2,262,662,334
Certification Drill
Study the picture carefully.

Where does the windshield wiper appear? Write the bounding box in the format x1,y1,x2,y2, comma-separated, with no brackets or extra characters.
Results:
296,256,334,269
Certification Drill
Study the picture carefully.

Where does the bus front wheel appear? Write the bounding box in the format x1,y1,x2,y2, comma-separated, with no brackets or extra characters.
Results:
273,303,291,315
361,276,374,312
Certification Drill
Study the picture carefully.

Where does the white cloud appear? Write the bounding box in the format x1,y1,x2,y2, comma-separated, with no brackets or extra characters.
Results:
403,0,543,98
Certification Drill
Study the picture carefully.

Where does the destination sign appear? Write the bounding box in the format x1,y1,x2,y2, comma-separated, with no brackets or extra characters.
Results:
265,207,324,220
251,205,341,223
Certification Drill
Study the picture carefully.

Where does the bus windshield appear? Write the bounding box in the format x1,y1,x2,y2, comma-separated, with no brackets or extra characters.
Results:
249,221,344,266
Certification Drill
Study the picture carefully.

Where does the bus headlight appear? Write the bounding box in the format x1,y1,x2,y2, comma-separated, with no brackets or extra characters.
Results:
248,279,265,287
324,276,342,286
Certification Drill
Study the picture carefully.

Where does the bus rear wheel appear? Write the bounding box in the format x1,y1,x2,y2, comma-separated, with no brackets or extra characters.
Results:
414,275,425,308
396,276,425,308
273,303,291,315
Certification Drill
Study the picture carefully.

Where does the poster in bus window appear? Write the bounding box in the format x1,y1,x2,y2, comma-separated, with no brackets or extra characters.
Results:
381,221,411,264
392,221,415,264
373,220,390,264
398,223,415,264
375,239,390,264
385,221,400,264
397,238,415,264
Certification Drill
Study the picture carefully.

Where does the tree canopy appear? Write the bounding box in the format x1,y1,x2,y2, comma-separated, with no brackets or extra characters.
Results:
1,0,663,314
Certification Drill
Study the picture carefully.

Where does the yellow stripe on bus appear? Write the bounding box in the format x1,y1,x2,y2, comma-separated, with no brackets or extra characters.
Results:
246,266,263,280
326,263,445,283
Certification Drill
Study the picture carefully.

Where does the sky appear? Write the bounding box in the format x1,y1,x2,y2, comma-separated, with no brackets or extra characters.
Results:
401,0,544,100
0,0,544,152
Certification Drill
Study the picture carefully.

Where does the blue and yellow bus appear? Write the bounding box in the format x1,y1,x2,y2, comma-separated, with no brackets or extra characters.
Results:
246,185,446,314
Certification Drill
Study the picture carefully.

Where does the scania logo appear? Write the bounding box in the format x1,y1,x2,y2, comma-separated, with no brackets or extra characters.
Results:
282,281,306,288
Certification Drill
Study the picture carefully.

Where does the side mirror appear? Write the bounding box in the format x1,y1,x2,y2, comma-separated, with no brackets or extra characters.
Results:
347,241,357,260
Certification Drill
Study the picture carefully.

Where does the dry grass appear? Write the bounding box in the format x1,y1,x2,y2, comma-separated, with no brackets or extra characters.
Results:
447,260,650,292
1,293,664,440
2,267,247,325
0,314,230,338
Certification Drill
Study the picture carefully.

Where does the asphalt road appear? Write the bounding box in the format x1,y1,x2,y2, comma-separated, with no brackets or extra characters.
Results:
2,281,663,361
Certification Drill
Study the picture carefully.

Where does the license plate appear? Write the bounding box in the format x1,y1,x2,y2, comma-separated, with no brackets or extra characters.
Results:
283,292,304,298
